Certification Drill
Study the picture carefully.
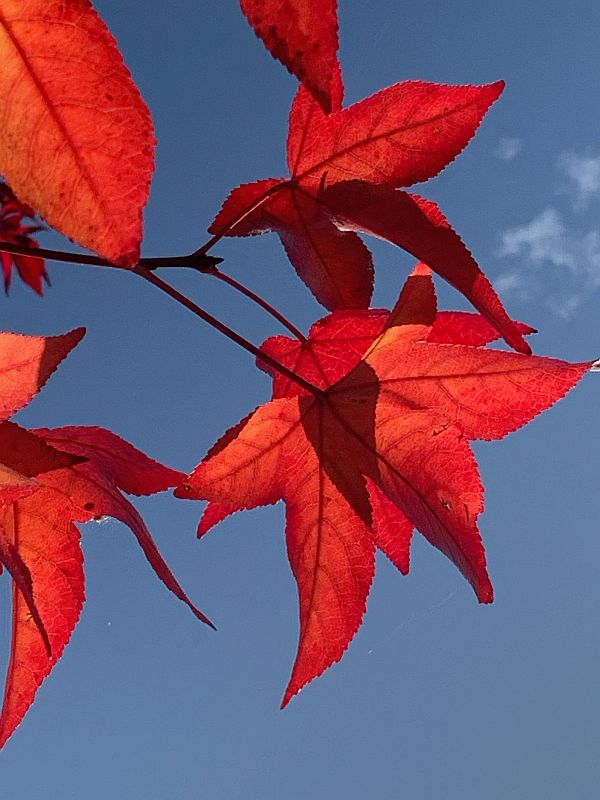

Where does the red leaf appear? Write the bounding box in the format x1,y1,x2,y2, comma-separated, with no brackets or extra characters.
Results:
240,0,339,113
0,181,49,294
34,426,213,629
177,271,591,704
0,1,155,266
0,493,84,749
322,181,531,354
288,80,504,188
210,73,518,348
0,328,85,421
12,253,49,296
0,420,210,749
210,180,374,310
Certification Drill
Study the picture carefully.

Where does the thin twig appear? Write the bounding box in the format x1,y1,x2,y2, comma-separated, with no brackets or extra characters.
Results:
193,179,291,257
134,266,321,396
0,240,222,271
210,270,306,342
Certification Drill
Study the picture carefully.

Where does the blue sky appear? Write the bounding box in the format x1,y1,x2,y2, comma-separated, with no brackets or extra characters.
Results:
1,1,599,798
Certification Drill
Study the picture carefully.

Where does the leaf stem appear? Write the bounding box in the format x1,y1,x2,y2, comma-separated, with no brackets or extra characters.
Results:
133,266,321,396
193,179,291,257
209,269,307,342
0,239,306,341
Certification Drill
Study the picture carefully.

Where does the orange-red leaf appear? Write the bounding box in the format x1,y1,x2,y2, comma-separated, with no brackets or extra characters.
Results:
0,490,83,749
0,327,85,421
240,0,339,114
288,80,504,187
0,1,155,266
210,73,516,343
34,426,212,628
0,420,209,749
210,180,373,310
0,181,49,294
323,181,530,353
177,270,591,704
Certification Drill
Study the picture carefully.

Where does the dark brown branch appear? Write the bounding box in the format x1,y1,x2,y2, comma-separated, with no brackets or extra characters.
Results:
0,240,222,271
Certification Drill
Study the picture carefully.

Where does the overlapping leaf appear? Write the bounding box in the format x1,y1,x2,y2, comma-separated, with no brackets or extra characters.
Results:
209,61,526,351
177,266,591,705
0,0,155,266
0,330,210,749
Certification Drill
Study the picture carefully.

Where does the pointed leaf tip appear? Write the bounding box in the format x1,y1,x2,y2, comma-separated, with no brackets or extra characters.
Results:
0,327,86,422
240,0,339,114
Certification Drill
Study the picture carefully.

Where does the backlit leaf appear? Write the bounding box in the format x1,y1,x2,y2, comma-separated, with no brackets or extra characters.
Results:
0,0,155,266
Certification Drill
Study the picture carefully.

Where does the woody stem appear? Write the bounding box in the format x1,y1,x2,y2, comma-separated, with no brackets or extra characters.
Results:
0,238,306,341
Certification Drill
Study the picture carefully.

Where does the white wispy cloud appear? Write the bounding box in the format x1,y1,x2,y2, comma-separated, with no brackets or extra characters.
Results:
557,151,600,209
496,208,600,317
494,137,522,161
498,208,575,268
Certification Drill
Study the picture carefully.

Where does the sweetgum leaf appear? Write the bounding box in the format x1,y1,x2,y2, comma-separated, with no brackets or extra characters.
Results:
288,79,504,187
210,72,521,349
240,0,340,113
0,1,155,266
177,267,591,706
0,423,211,749
0,326,210,747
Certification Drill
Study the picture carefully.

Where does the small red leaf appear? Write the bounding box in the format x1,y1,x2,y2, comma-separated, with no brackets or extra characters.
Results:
0,420,210,749
0,181,49,294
